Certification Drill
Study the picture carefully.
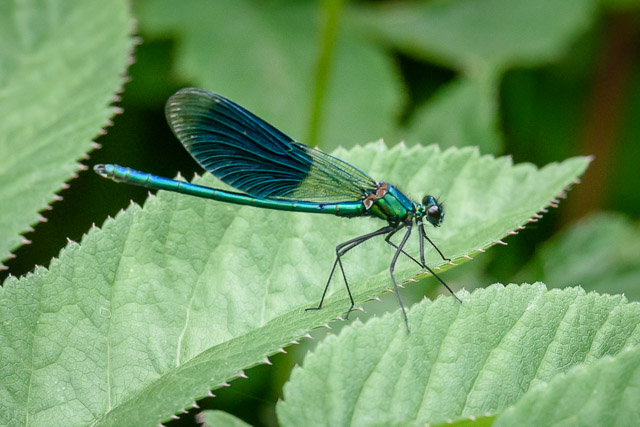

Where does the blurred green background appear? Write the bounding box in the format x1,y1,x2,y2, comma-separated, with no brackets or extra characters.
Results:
3,0,639,425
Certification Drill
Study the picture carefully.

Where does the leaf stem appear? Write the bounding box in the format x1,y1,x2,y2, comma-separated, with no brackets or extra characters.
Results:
308,0,345,148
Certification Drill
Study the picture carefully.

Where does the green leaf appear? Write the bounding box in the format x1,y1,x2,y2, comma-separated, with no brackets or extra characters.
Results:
276,284,640,426
432,415,497,427
197,410,252,427
376,414,497,427
494,345,640,426
351,0,597,72
517,212,640,301
0,0,134,266
402,70,502,153
0,144,588,425
135,0,403,151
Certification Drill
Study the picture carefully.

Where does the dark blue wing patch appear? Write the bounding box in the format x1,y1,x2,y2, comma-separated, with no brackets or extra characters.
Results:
165,88,377,202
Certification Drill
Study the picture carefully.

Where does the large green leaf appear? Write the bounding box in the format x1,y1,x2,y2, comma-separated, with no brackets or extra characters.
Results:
135,0,402,151
494,344,640,426
277,284,640,426
198,410,252,427
401,70,502,153
0,0,134,267
517,212,640,301
0,144,588,425
351,0,597,72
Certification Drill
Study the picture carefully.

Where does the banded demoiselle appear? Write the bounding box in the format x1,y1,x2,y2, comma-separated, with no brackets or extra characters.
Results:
95,88,459,331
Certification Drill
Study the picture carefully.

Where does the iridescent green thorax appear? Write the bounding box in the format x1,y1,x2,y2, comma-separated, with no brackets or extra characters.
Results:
362,183,445,227
364,183,416,223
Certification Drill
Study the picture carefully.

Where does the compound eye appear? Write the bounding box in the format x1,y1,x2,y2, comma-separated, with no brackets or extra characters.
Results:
426,203,444,226
422,195,435,206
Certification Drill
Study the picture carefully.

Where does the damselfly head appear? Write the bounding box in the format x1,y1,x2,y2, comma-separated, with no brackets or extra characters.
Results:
422,195,444,227
93,164,109,178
